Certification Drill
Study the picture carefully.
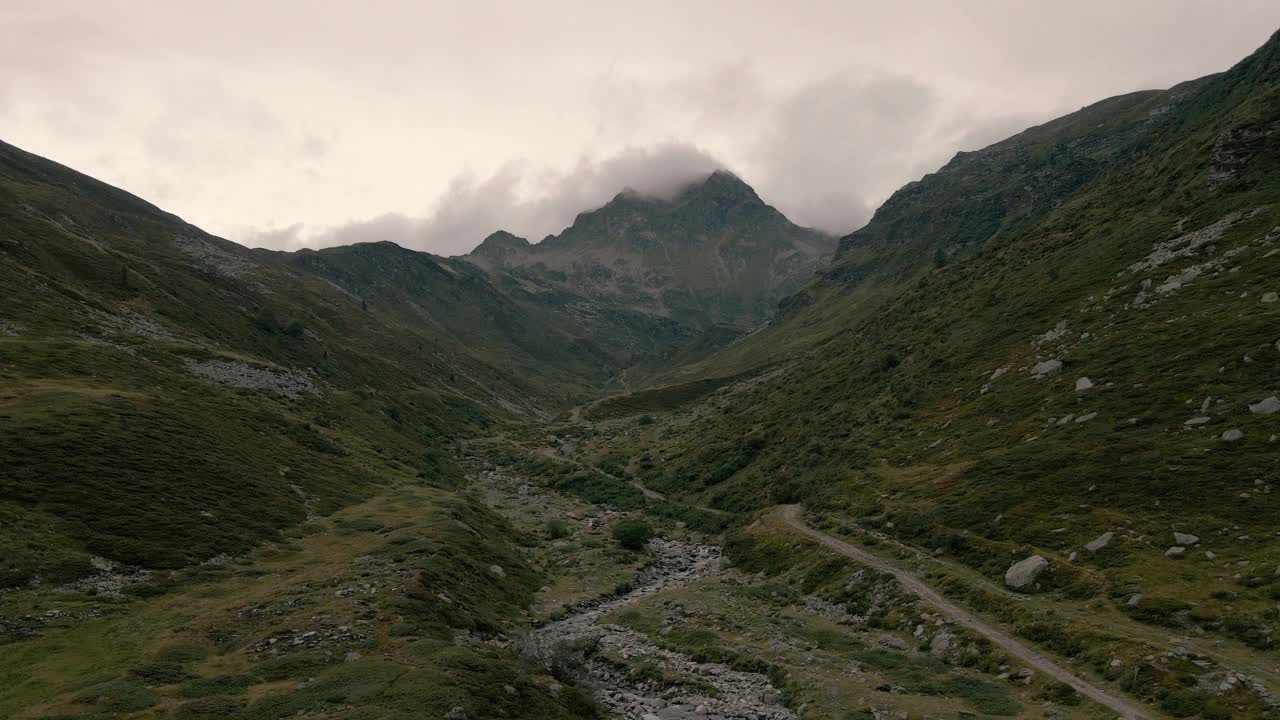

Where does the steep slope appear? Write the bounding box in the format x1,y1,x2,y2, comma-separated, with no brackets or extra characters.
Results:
463,171,836,368
0,138,636,588
578,29,1280,712
653,72,1243,387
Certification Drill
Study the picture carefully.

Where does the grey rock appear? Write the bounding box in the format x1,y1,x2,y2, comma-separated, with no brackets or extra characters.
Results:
1005,555,1049,589
1248,396,1280,415
1173,532,1200,546
1262,291,1278,303
1075,377,1094,392
446,707,467,720
878,634,908,650
1084,532,1114,553
1184,416,1211,426
1166,546,1187,558
1031,359,1064,378
1220,429,1245,442
929,632,954,656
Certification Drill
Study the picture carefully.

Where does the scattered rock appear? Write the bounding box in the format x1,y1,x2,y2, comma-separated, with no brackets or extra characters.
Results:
929,632,954,656
1185,416,1211,426
1005,555,1049,589
184,359,320,399
1075,377,1094,392
1084,532,1114,553
1248,396,1280,415
878,634,908,650
1173,532,1200,546
1220,429,1245,443
1166,547,1187,559
1031,359,1064,378
446,707,467,720
1262,292,1278,304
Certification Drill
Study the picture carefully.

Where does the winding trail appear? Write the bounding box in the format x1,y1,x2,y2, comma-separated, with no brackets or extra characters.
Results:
778,505,1154,720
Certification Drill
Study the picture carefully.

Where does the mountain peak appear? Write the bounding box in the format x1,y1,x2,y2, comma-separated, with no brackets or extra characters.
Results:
678,169,763,206
470,230,530,259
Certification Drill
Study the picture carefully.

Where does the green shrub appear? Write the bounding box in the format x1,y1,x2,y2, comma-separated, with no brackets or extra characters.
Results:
74,679,158,712
130,660,195,686
179,673,255,698
177,695,247,718
545,518,571,540
612,519,654,551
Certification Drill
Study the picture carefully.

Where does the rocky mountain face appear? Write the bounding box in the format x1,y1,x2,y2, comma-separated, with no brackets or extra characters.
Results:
464,171,836,337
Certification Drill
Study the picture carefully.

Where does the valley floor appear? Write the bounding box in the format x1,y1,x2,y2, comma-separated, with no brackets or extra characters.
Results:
4,430,1277,720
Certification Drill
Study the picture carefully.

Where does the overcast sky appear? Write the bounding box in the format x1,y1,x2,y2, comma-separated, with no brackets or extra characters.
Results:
3,2,1278,256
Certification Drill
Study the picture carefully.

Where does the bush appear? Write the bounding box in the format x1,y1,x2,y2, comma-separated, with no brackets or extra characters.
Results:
612,519,654,551
545,518,571,540
130,661,196,686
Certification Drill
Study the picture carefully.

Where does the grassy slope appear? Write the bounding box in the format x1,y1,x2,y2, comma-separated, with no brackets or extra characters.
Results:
579,28,1280,705
0,486,597,720
0,138,628,588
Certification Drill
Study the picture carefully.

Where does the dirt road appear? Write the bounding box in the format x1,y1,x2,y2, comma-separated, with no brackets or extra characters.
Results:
778,505,1154,720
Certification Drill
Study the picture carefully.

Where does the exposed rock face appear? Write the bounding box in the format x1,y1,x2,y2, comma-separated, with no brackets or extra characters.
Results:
1005,555,1049,589
1084,532,1114,553
463,171,836,334
1031,359,1064,378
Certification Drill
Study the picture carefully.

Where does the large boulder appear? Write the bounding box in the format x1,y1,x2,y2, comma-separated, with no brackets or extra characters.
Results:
1005,555,1050,589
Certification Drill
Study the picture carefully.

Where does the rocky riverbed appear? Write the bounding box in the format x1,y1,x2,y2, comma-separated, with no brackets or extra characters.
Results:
525,539,796,720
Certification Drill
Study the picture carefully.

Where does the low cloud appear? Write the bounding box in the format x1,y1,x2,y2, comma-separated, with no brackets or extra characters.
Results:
245,143,724,255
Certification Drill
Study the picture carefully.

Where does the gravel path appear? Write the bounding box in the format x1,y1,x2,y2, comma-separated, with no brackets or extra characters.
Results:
779,505,1153,720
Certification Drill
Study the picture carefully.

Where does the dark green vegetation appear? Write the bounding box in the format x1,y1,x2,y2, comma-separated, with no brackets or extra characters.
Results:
0,486,601,720
597,27,1280,602
610,518,654,551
